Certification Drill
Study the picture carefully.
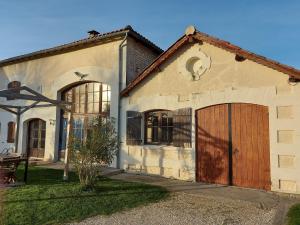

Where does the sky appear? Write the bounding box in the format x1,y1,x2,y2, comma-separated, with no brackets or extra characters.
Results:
0,0,299,68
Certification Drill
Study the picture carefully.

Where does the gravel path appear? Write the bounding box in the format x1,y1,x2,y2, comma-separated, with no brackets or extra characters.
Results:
70,192,276,225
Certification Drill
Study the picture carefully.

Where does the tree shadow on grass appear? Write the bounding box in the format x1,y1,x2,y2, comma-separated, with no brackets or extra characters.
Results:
16,166,79,185
2,187,168,205
3,166,169,225
6,166,168,205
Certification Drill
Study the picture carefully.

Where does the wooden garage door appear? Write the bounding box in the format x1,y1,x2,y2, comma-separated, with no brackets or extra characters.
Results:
196,103,271,190
231,104,271,190
196,104,229,185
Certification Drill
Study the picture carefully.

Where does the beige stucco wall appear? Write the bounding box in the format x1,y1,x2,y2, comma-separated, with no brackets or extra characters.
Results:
0,36,162,164
121,41,300,194
0,40,123,162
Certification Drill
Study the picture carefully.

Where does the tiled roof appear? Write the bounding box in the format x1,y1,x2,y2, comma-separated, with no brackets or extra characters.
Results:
0,25,163,67
121,29,300,97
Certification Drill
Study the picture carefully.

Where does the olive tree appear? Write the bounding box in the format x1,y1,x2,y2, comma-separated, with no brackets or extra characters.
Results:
69,117,118,190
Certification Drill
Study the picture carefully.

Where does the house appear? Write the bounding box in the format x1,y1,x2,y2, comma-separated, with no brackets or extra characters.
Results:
0,26,162,166
120,26,300,194
1,25,299,195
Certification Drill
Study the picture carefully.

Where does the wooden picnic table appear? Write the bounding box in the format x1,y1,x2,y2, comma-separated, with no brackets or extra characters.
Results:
0,154,26,185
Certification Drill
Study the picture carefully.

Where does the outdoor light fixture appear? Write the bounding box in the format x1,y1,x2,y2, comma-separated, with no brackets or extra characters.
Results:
49,119,56,125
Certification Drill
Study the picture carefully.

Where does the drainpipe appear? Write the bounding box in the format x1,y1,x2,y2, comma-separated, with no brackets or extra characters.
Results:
117,32,128,169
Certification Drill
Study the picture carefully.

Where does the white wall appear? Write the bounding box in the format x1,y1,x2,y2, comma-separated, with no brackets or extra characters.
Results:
0,40,122,162
0,110,16,152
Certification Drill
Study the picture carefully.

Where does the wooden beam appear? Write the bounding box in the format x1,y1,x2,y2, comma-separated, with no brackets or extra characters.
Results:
20,101,40,114
0,105,19,115
0,92,46,102
0,104,21,108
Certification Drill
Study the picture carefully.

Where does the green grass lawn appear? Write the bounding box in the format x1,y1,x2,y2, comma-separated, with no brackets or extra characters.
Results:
287,203,300,225
1,166,168,225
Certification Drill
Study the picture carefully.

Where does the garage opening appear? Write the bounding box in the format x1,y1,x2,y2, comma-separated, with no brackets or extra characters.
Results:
196,103,271,190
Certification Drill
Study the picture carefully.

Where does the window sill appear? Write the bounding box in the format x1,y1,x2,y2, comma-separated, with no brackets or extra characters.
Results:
141,144,192,150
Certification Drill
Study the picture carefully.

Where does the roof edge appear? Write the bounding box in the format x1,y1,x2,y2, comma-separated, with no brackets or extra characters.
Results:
0,26,163,67
121,29,300,97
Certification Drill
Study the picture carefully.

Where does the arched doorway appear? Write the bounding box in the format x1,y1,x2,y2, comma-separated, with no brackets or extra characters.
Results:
58,82,111,159
196,103,271,190
27,119,46,158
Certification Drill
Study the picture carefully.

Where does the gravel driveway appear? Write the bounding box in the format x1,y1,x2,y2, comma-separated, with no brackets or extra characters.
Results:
35,166,298,225
71,192,276,225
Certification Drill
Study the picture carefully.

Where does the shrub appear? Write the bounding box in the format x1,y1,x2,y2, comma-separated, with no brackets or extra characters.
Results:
69,117,118,190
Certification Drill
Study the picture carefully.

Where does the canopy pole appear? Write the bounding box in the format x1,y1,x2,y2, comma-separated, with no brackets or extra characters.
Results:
14,108,21,153
63,112,72,181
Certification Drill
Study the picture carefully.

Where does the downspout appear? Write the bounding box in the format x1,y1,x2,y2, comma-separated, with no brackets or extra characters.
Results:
117,32,128,169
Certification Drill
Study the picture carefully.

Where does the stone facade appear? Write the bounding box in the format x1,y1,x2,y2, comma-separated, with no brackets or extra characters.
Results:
120,40,300,194
126,37,158,85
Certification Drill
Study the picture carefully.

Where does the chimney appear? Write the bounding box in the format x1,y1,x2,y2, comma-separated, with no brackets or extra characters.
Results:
87,30,100,38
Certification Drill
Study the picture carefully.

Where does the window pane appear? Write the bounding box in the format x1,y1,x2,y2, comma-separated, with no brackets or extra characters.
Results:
161,113,168,126
33,130,39,138
87,103,94,113
40,139,45,148
152,126,159,142
79,84,85,93
168,127,173,142
147,116,152,126
169,117,173,126
41,121,46,129
41,130,46,139
94,102,99,113
88,93,94,102
94,91,100,102
80,94,85,103
87,83,94,92
147,127,152,142
94,83,100,91
33,139,38,148
75,104,79,113
59,118,68,150
66,92,72,102
161,127,168,142
102,84,108,91
33,121,39,129
152,115,158,126
102,92,108,101
80,103,85,113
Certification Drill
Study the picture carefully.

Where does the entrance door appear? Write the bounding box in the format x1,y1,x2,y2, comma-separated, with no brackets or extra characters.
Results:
196,103,271,190
28,119,46,158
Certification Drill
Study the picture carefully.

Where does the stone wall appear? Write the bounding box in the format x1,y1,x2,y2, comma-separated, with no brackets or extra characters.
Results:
126,37,159,85
120,41,300,194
